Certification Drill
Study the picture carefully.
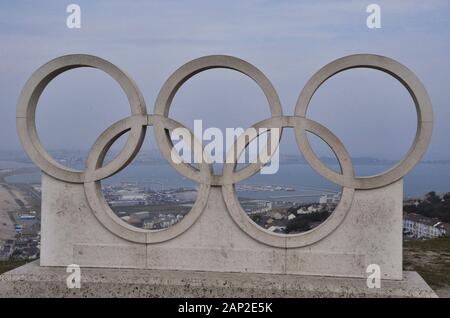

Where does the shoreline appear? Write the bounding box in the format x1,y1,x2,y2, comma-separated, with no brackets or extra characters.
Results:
0,167,41,260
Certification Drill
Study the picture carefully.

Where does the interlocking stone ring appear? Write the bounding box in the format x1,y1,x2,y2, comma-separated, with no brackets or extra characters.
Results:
17,55,148,184
17,53,433,246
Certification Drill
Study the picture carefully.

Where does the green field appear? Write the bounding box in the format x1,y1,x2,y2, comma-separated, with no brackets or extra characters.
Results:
404,237,450,289
0,260,29,275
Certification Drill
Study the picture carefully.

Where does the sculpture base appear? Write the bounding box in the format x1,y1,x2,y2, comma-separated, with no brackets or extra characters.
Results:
0,261,436,298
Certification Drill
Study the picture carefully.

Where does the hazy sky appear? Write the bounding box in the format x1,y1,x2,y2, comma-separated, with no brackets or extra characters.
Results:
0,0,449,161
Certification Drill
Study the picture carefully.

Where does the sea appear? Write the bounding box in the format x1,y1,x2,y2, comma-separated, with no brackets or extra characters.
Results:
2,160,450,203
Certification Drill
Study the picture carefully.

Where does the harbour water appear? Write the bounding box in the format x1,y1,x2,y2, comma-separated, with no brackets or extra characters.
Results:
3,160,450,202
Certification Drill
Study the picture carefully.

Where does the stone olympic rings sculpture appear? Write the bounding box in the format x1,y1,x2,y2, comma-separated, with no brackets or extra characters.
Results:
16,54,433,247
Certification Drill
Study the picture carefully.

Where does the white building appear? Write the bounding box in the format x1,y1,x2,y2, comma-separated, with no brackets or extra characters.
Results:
403,213,449,239
245,200,273,215
120,193,146,201
319,193,340,205
297,205,320,215
267,226,285,233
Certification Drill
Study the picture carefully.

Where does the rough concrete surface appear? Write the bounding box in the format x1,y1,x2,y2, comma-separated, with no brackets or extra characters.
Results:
0,261,437,298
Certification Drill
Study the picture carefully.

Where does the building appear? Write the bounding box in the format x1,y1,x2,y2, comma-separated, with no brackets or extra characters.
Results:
403,213,449,239
243,200,272,215
267,225,285,233
109,199,147,207
297,205,320,215
0,240,15,261
319,193,340,205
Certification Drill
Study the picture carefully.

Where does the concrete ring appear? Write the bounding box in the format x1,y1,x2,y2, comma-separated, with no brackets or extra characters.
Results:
153,55,282,185
153,115,214,185
222,116,286,185
16,54,147,184
222,116,355,248
84,114,210,243
295,54,433,189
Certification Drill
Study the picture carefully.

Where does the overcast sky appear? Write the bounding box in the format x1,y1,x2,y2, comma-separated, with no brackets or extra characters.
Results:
0,0,449,161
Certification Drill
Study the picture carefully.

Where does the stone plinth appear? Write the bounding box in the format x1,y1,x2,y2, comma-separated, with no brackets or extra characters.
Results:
0,261,437,298
39,178,404,280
